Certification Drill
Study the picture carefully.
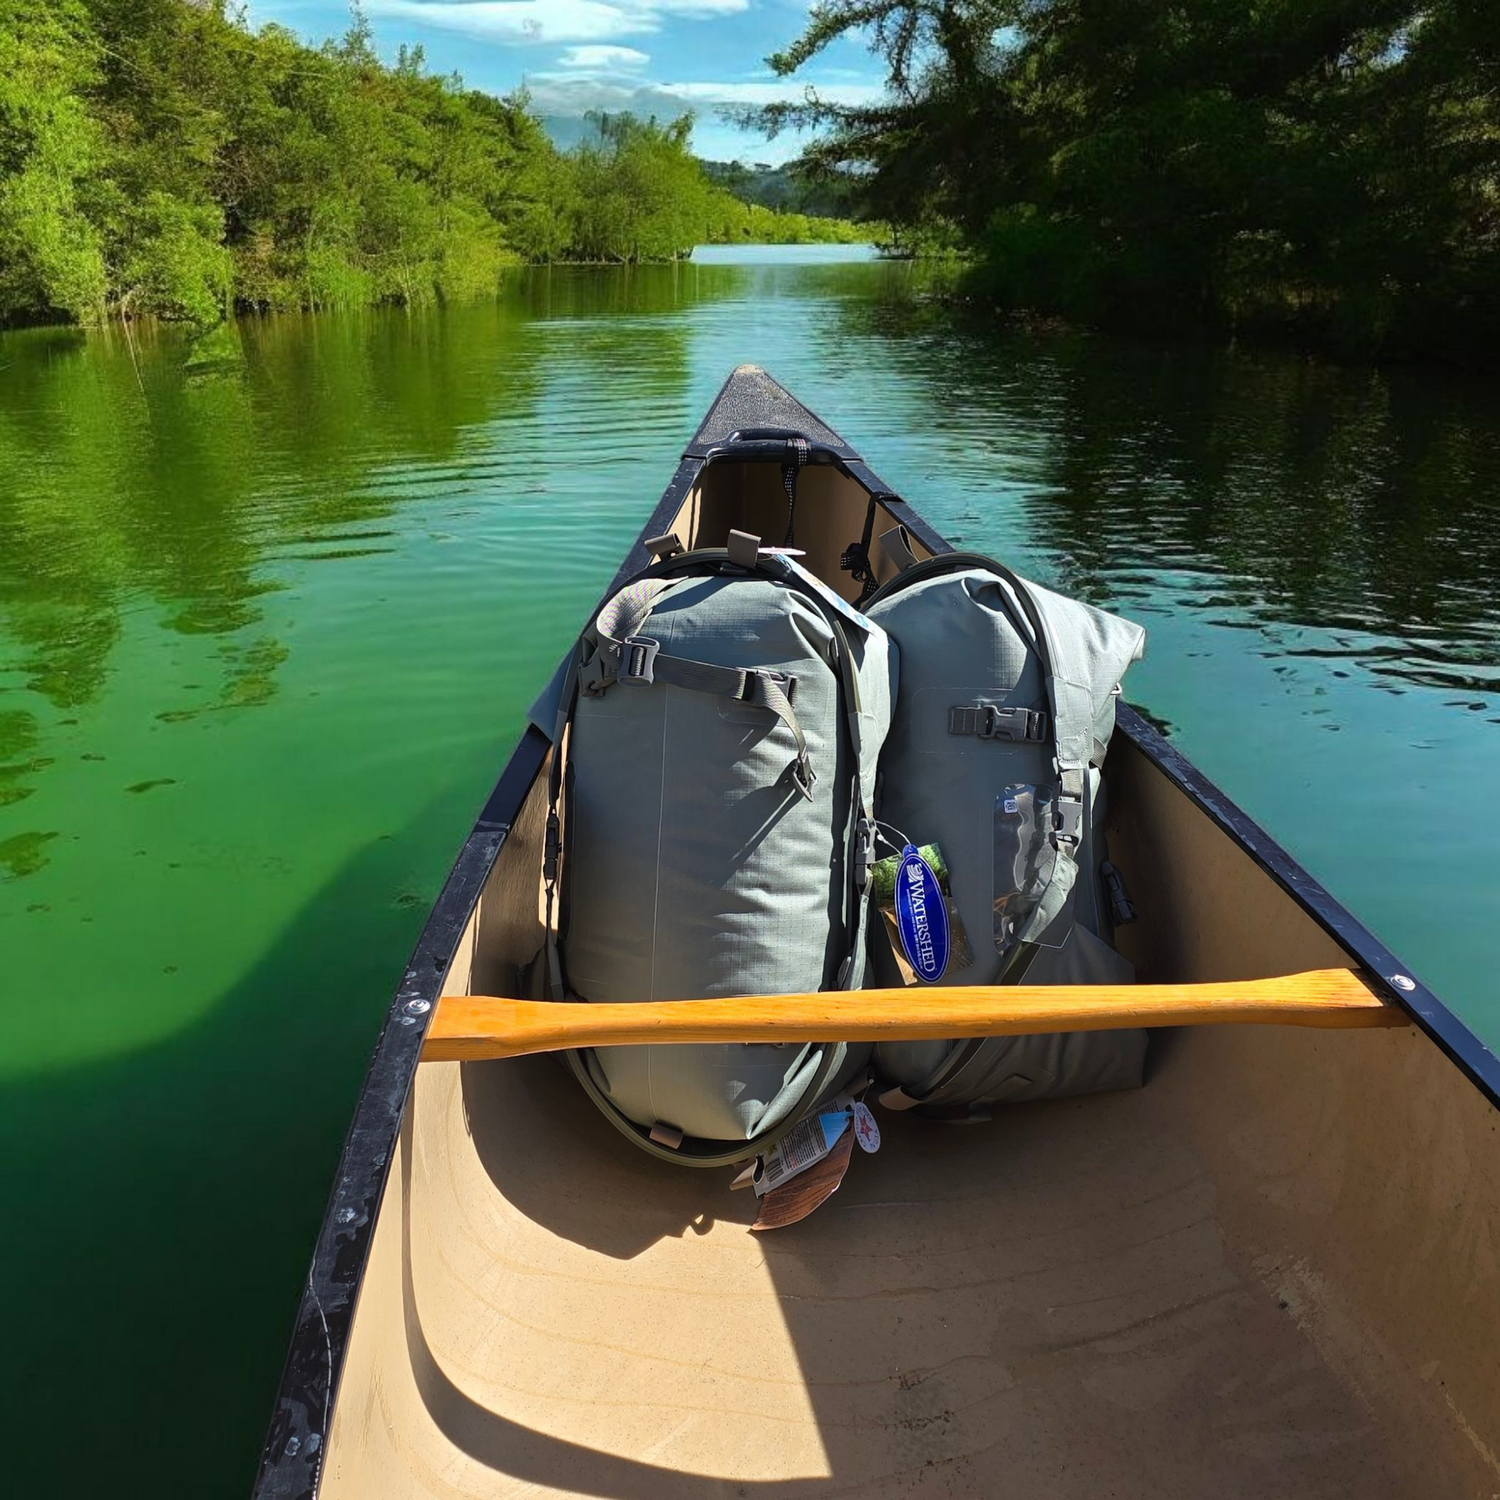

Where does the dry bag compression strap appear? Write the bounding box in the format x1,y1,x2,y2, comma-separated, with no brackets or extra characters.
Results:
580,575,817,801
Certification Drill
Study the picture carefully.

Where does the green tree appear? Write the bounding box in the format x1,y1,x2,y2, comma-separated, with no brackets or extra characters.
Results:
0,1,108,322
764,0,1500,360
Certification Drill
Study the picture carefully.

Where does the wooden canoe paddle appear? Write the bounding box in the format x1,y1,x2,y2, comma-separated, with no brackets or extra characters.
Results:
421,968,1404,1063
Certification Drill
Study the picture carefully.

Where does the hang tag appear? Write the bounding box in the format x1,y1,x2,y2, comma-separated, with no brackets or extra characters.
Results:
851,1101,881,1153
892,844,950,983
871,841,972,986
753,1095,856,1198
751,1127,855,1231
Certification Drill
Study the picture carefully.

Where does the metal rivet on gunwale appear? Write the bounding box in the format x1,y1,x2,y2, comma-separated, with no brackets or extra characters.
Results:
404,997,431,1015
1389,974,1416,992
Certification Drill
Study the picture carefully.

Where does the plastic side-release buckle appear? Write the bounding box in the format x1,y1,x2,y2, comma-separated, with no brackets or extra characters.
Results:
1101,859,1136,925
877,1085,923,1112
1053,793,1083,850
618,636,659,687
949,704,1050,741
578,646,612,695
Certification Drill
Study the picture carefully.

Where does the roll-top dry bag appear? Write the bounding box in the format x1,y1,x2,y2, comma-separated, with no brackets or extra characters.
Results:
863,545,1147,1115
529,532,895,1164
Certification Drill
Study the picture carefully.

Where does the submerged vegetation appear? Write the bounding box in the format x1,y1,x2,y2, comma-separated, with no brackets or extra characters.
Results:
0,1,864,329
765,0,1499,362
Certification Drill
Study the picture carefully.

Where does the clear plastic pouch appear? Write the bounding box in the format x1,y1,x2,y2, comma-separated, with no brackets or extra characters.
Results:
994,784,1074,956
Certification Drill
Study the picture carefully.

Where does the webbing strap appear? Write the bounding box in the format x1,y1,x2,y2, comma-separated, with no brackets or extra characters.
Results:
586,578,815,800
781,439,809,546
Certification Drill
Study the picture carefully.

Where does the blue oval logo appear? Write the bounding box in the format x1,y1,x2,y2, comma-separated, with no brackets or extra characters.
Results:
894,844,950,983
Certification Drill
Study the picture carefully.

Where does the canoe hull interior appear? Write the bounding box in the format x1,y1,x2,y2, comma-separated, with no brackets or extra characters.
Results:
264,369,1500,1498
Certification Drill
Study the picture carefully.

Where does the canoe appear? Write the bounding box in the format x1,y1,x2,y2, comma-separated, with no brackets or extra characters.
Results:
254,366,1500,1499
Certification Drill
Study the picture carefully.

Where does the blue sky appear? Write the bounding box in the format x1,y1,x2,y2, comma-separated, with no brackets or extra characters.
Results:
245,1,886,163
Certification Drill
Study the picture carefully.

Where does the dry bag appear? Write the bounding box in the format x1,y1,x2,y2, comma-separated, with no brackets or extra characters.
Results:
863,544,1147,1115
529,533,894,1164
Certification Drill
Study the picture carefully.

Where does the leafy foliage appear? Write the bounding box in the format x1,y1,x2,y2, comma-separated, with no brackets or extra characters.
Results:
764,0,1499,359
0,2,867,327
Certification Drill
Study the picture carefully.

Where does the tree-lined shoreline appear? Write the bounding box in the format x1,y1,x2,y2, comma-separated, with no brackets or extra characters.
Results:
762,0,1498,366
0,1,866,331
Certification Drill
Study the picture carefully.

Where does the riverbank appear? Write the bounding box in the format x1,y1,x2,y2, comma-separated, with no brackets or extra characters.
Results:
0,4,868,331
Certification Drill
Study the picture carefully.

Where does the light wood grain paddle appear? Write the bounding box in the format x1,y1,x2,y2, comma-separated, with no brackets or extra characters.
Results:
421,968,1403,1063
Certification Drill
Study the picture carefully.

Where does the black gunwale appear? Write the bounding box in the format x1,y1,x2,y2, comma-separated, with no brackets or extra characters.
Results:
252,365,1500,1500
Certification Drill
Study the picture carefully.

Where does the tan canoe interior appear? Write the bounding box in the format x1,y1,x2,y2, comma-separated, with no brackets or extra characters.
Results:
322,465,1500,1498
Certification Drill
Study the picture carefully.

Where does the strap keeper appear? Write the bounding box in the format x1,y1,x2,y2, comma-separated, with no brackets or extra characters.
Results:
741,668,796,706
643,531,683,559
617,635,659,687
878,524,920,573
648,1123,684,1150
726,529,761,569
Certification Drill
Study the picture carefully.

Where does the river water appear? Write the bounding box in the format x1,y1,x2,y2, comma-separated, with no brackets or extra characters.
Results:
3,247,1497,1495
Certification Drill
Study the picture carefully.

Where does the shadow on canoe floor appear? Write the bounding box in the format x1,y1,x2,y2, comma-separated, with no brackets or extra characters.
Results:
461,1055,755,1258
427,1086,842,1497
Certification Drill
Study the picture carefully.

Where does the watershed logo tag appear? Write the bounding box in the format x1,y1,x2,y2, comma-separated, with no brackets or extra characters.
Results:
894,844,950,983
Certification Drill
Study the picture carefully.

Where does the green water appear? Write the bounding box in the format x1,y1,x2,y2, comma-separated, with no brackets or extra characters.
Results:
3,250,1497,1494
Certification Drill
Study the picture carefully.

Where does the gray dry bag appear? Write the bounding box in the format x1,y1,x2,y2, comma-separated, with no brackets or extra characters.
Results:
531,532,894,1165
864,545,1147,1115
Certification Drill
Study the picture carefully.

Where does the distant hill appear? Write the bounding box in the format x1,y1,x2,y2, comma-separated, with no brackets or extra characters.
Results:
537,118,866,222
538,116,598,152
699,160,867,222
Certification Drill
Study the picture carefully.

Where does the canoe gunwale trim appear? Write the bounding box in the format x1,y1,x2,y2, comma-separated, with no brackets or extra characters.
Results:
250,364,1500,1500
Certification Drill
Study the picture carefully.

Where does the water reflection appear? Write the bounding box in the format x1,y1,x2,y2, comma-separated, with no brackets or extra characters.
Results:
835,301,1500,696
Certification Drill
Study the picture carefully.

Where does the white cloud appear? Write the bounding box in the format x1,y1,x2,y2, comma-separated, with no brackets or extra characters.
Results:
656,79,883,107
556,45,651,70
522,73,884,116
365,0,748,46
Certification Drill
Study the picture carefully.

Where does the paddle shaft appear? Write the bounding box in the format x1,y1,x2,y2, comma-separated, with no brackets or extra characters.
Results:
422,968,1403,1063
